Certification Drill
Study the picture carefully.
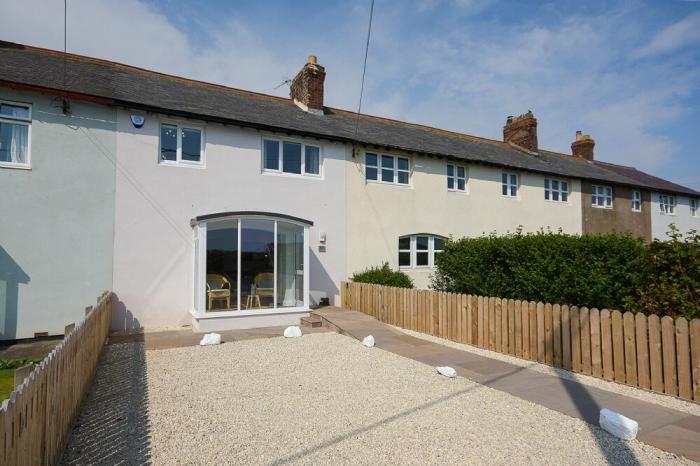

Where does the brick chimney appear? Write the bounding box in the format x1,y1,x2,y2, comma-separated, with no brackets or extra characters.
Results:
290,55,326,115
571,131,595,160
503,111,538,153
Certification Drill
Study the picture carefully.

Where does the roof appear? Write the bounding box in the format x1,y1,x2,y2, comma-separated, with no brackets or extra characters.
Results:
1,41,697,197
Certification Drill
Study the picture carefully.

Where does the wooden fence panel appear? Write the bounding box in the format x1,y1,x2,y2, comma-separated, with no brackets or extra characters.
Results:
0,292,112,466
676,317,692,401
339,283,698,404
635,313,650,390
623,312,638,386
661,316,678,396
590,308,602,378
648,315,664,393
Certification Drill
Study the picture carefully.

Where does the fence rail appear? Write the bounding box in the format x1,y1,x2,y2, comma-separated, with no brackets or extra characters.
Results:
340,282,700,403
0,291,113,465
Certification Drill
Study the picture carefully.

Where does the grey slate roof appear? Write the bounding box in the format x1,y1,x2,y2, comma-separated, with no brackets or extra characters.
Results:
1,41,697,197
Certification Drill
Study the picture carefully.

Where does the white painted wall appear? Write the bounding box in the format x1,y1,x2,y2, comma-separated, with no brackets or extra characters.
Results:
112,109,346,331
650,192,700,240
346,151,583,289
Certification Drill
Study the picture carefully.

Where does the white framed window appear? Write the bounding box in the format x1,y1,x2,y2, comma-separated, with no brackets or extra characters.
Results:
262,137,321,177
691,198,698,217
544,178,569,202
398,235,445,269
659,194,676,215
632,190,641,212
366,152,410,185
0,100,32,169
159,121,204,166
447,164,467,192
592,185,613,208
502,172,518,197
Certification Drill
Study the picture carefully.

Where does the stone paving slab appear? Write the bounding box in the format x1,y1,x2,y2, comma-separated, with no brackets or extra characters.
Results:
313,307,700,462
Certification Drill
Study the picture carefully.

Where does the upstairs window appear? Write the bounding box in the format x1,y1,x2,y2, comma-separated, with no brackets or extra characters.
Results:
659,194,676,215
592,185,613,208
447,164,467,192
398,235,445,268
502,172,518,197
159,122,203,166
632,190,641,212
544,178,568,202
691,198,698,217
0,101,31,168
263,138,320,176
366,153,410,185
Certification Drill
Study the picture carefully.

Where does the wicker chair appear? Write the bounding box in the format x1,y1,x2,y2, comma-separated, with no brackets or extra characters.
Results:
206,273,232,310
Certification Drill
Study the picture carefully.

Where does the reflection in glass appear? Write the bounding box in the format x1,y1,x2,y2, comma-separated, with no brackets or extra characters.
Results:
206,220,238,311
241,219,275,309
277,222,304,307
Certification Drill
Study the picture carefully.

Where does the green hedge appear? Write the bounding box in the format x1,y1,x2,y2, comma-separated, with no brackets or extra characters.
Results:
352,262,414,288
432,226,699,320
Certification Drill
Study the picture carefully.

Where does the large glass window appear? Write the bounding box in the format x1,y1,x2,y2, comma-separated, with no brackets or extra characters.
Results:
502,172,518,197
544,178,568,202
659,194,676,215
263,138,321,176
0,101,31,168
198,216,307,313
159,122,203,165
632,190,641,212
447,164,466,191
398,235,445,268
365,152,410,185
592,185,613,208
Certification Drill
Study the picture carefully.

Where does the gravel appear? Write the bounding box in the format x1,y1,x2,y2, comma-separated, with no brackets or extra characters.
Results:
63,333,694,465
395,325,700,417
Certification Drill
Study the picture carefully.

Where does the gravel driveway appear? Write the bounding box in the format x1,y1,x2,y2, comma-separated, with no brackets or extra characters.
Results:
62,332,692,465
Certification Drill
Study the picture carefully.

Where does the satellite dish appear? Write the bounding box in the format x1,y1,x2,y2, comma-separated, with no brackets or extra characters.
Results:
130,114,145,128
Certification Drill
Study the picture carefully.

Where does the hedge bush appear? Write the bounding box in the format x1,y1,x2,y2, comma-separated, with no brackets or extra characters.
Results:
352,262,414,288
432,227,700,319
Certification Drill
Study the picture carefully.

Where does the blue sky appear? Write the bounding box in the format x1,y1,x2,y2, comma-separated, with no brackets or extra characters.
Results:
3,0,699,188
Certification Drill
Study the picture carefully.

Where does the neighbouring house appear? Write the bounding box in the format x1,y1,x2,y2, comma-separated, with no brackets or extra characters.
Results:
0,40,698,338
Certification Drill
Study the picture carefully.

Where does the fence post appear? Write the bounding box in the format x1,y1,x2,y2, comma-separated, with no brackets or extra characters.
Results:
14,364,33,388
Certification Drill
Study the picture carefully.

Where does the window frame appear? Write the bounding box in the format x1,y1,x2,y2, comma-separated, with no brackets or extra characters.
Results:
398,234,445,269
691,198,698,218
659,194,676,215
365,152,411,186
631,190,642,212
0,100,32,170
501,172,519,198
447,163,468,192
158,119,205,168
591,184,613,209
544,178,569,203
261,136,322,178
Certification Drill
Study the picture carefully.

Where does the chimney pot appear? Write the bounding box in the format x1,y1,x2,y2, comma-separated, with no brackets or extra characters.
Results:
503,111,538,153
290,55,326,114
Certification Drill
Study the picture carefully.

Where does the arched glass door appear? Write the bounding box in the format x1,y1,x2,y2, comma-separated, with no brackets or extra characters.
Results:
192,214,310,315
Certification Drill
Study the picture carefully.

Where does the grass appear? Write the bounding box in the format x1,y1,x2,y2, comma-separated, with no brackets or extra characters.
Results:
0,369,15,401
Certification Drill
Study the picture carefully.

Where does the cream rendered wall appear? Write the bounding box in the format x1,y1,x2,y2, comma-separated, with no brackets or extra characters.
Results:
650,193,700,240
346,151,582,289
113,109,346,331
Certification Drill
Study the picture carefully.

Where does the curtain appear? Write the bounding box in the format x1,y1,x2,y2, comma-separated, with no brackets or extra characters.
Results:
0,123,28,164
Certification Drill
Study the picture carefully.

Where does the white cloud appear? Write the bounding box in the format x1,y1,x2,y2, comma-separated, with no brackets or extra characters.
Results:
634,11,700,58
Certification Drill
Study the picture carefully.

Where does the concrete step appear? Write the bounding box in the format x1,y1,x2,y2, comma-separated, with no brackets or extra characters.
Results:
300,315,323,328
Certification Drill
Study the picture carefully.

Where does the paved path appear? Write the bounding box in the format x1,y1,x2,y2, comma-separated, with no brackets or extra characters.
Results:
313,307,700,462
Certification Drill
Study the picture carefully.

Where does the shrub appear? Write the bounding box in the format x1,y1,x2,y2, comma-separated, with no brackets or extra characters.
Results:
432,230,646,311
0,359,41,370
352,262,414,288
625,226,700,320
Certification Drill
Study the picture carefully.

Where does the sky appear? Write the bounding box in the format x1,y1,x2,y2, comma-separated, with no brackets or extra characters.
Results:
2,0,699,188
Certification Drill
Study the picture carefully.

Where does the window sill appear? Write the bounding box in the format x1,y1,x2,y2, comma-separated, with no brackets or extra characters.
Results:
159,160,205,169
0,162,31,170
659,212,677,216
544,199,570,205
366,179,412,188
262,169,323,180
501,195,520,200
447,189,469,194
591,205,613,210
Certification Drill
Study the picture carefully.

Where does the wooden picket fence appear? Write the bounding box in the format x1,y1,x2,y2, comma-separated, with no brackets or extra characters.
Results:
340,281,700,403
0,291,113,465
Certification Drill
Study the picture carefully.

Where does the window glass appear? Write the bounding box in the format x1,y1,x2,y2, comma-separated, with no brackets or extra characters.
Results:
160,124,177,161
690,199,697,217
503,173,517,197
0,122,29,164
399,252,411,267
447,164,454,177
305,145,320,174
0,104,30,120
416,236,429,250
282,142,302,174
632,191,641,211
277,222,304,308
416,252,429,266
181,128,201,162
398,237,411,250
399,235,445,268
397,158,410,185
434,238,445,250
457,178,465,191
397,171,409,184
264,139,279,170
366,153,378,180
206,220,238,311
447,176,455,190
397,158,409,171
